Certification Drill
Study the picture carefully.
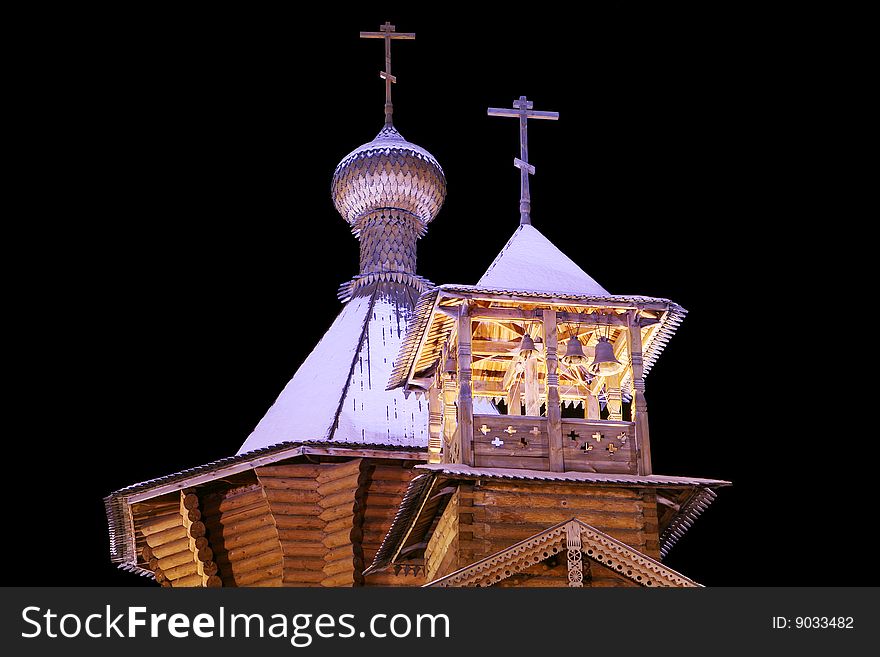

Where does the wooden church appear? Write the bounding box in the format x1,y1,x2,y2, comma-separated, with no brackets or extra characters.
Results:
104,23,728,588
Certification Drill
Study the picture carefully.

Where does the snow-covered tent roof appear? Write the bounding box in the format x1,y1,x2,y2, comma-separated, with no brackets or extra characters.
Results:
478,224,609,296
236,283,498,456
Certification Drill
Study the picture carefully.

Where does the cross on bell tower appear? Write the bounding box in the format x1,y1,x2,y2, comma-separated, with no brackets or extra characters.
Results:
487,96,559,225
360,21,416,126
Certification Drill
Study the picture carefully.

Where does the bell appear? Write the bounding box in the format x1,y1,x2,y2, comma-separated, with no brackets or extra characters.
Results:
517,333,536,361
561,337,590,366
588,336,624,375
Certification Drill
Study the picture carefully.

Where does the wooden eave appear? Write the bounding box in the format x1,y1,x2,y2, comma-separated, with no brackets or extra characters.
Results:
105,441,428,569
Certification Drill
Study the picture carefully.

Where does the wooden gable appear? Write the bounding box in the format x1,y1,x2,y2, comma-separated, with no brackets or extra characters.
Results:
425,518,700,588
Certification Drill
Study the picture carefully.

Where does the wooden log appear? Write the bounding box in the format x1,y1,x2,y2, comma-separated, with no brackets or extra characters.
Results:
316,473,360,497
237,566,283,586
256,464,321,478
219,537,280,563
320,571,354,587
324,543,354,563
150,537,191,559
188,521,206,538
276,529,324,543
364,480,409,495
283,569,326,583
365,572,424,586
207,513,275,537
220,525,278,549
470,490,643,512
284,557,325,572
280,543,327,558
149,557,159,570
316,459,362,484
183,493,200,510
144,525,188,546
203,503,269,528
202,561,219,576
188,509,202,522
369,467,416,482
323,558,353,577
154,568,166,583
224,550,282,575
202,488,265,514
274,515,324,530
251,578,285,587
319,504,355,522
171,573,203,588
157,551,195,571
263,502,322,517
140,511,184,536
258,477,319,491
164,561,199,580
471,507,644,529
322,527,354,549
265,489,321,504
160,580,173,587
206,575,222,588
197,547,213,562
318,490,357,510
324,515,353,536
142,545,153,561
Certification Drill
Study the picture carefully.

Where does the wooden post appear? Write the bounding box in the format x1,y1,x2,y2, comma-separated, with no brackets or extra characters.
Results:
442,370,457,464
506,381,521,415
627,311,651,475
428,384,442,464
524,356,540,416
543,309,564,472
585,391,600,420
457,304,475,466
606,374,623,421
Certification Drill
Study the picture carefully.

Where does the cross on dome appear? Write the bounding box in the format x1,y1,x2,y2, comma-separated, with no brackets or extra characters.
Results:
360,21,416,126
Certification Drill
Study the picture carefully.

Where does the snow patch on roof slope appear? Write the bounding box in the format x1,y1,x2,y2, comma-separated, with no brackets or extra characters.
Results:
477,224,609,296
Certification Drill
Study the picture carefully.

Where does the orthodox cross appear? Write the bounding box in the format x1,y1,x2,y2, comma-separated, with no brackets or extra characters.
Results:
487,96,559,225
360,22,415,126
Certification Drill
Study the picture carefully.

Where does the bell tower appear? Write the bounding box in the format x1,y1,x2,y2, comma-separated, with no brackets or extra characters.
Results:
373,96,727,588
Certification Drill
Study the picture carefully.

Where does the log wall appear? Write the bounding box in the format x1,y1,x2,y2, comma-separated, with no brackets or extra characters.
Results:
201,484,283,587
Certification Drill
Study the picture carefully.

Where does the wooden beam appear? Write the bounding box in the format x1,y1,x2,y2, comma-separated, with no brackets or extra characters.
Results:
627,310,651,475
439,290,672,312
543,310,564,472
457,304,474,466
470,307,539,321
472,339,520,355
556,311,627,327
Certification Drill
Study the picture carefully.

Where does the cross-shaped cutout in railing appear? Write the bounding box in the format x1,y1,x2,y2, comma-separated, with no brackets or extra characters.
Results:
592,432,603,443
617,432,628,445
504,426,518,435
568,430,579,442
491,437,504,448
479,424,490,435
530,427,541,436
581,443,593,453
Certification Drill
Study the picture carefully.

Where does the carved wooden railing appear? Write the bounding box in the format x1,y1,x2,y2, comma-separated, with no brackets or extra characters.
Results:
470,414,637,474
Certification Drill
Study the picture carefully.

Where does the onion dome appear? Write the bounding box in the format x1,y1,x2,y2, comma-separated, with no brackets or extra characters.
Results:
331,124,447,228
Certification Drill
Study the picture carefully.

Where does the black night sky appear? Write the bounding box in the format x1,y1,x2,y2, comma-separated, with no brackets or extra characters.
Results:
12,8,862,586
